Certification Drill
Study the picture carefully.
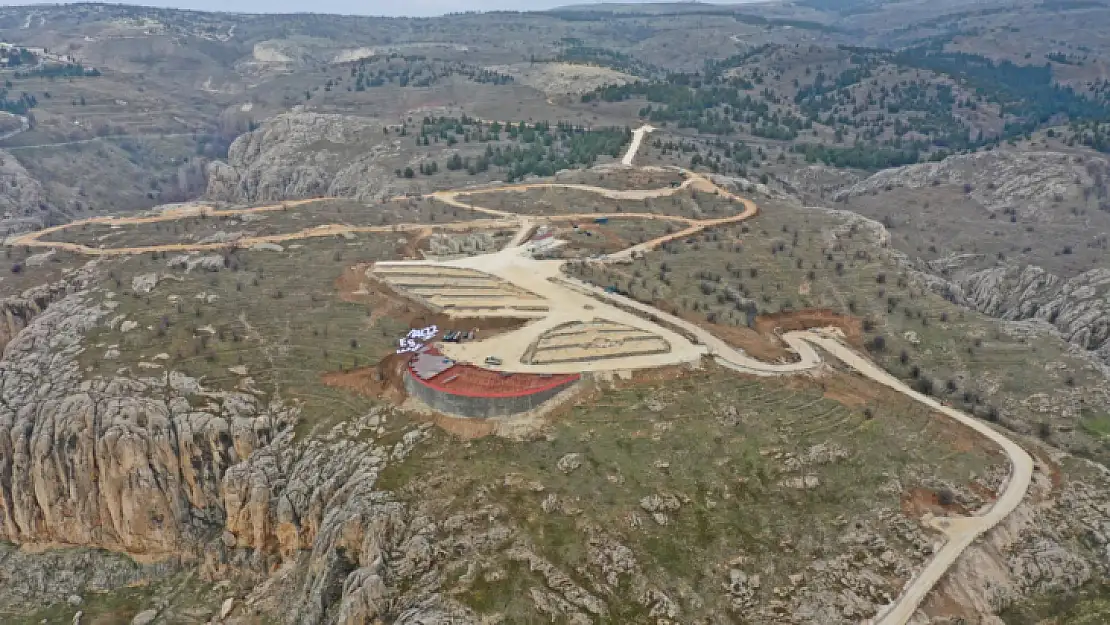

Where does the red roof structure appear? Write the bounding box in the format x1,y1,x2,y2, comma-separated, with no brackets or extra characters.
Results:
407,347,580,399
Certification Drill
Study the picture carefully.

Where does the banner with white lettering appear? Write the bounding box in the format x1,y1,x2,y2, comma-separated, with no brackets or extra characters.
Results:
396,325,438,354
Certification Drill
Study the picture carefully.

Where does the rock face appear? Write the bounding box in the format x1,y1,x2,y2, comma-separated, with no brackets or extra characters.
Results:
205,111,405,204
0,275,478,622
0,288,295,555
832,150,1109,219
0,149,57,236
0,262,96,354
921,458,1110,623
822,148,1110,367
0,541,177,614
947,265,1110,365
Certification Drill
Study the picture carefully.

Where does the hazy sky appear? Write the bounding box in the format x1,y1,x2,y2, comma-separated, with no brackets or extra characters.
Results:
3,0,744,18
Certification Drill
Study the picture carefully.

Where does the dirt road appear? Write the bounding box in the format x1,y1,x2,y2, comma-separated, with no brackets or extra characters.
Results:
621,124,655,166
11,167,751,258
378,241,1031,625
795,331,1034,625
572,284,1033,625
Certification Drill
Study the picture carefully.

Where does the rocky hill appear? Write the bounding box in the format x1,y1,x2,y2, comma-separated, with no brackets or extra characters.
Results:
822,149,1110,367
3,1,1110,622
0,150,57,236
205,111,404,204
944,265,1110,367
1,197,1109,624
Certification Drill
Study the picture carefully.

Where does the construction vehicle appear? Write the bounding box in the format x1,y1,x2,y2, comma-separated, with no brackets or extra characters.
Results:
484,356,503,366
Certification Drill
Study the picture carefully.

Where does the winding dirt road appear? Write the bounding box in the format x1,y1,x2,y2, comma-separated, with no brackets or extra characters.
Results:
5,123,1033,624
10,167,753,258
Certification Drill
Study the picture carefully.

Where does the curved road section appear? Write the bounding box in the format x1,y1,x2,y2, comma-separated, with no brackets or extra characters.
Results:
564,277,1033,624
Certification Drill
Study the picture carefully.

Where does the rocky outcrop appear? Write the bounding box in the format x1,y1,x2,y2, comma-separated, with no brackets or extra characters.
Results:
0,542,178,614
0,261,96,354
918,457,1110,623
216,418,489,624
0,275,482,622
951,265,1110,363
809,152,1110,366
0,149,57,236
0,288,295,555
832,150,1109,219
205,111,406,204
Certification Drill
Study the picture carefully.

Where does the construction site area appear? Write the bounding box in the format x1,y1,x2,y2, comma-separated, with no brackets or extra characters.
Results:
8,123,1039,625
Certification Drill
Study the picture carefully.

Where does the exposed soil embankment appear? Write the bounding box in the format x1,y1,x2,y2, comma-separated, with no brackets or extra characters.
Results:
754,309,864,347
656,305,862,364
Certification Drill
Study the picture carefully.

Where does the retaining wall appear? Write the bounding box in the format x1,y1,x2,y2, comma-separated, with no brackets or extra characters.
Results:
404,371,578,418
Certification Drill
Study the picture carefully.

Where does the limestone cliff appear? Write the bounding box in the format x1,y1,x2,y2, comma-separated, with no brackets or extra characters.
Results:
0,264,94,354
949,265,1110,365
822,149,1110,367
832,150,1110,219
0,285,294,555
205,111,406,204
0,149,58,237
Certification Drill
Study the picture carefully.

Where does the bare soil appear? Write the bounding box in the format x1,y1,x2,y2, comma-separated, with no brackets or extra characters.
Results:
753,308,864,348
901,487,970,518
336,262,533,334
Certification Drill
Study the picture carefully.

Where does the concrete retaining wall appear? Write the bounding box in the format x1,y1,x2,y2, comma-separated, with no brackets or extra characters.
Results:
404,372,578,418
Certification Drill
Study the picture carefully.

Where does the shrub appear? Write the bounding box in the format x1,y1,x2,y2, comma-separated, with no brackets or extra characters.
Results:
1037,421,1052,439
937,489,956,506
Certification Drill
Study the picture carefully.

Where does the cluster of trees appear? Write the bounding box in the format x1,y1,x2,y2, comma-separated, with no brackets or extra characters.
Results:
574,40,1110,169
0,89,38,115
584,78,803,137
789,55,978,152
791,142,921,169
1065,121,1110,153
413,117,606,147
498,127,630,181
346,55,512,92
893,47,1110,138
13,63,100,79
547,6,830,31
554,39,659,77
0,47,36,67
444,152,491,175
396,120,630,182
